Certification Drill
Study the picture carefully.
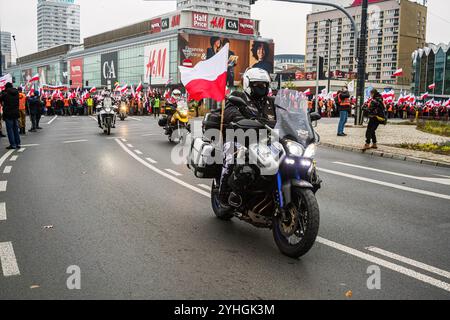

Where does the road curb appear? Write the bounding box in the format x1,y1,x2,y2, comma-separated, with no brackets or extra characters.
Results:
320,142,450,169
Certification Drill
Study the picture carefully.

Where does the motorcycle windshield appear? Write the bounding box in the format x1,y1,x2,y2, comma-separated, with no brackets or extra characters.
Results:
274,89,315,147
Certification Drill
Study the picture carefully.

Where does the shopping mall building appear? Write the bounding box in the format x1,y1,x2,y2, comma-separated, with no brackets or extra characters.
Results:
5,10,274,91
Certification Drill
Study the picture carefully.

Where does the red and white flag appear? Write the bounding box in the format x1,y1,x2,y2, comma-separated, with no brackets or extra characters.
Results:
420,92,429,100
392,68,403,77
428,83,436,90
120,85,128,94
28,74,40,83
136,82,143,93
179,43,229,102
90,87,97,93
304,88,311,95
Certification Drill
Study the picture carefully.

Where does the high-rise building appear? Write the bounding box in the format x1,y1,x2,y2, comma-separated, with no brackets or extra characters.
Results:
37,0,80,51
305,0,427,87
0,31,12,70
176,0,251,18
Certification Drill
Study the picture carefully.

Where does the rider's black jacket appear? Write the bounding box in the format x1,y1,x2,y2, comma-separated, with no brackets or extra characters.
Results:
222,91,276,139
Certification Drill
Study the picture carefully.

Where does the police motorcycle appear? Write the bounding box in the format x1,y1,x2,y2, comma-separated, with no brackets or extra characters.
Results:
96,91,118,135
158,90,191,143
188,89,322,259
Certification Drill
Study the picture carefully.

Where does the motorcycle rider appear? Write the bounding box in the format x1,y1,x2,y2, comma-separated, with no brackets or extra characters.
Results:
219,68,276,207
97,90,117,128
164,89,182,134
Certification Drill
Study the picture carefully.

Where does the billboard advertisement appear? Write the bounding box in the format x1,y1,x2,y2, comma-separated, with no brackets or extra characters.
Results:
179,33,274,87
144,42,170,85
38,66,49,85
101,52,118,87
69,58,83,88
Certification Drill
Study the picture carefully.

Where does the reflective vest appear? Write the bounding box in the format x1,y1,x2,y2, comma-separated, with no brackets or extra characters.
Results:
19,93,27,111
338,94,351,106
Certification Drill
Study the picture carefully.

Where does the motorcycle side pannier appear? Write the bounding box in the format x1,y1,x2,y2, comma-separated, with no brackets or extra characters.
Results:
188,137,222,179
158,116,168,127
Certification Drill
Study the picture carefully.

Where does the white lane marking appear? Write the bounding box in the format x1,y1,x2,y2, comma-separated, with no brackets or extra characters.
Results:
317,237,450,293
121,138,127,142
142,133,158,137
3,166,12,174
334,162,450,186
89,116,98,122
0,181,7,192
434,174,450,179
366,247,450,280
0,242,20,276
116,139,450,293
115,139,210,197
134,150,143,155
0,203,6,221
47,115,58,125
318,168,450,201
165,169,183,177
145,157,158,164
127,144,134,148
0,150,15,168
198,184,211,191
17,148,26,153
129,117,142,122
10,156,18,162
63,139,88,144
21,144,40,147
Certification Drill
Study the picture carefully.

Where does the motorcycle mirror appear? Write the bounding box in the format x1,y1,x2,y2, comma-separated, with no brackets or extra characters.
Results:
310,112,322,122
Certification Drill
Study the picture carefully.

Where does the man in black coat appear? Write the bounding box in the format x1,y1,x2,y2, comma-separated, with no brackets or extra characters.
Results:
363,89,386,150
27,90,42,132
0,83,21,149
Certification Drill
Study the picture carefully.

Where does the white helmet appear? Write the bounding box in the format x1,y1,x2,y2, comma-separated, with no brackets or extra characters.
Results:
243,68,271,98
171,89,182,100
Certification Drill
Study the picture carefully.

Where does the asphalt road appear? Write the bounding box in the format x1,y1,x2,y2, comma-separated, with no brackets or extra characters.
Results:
0,115,449,300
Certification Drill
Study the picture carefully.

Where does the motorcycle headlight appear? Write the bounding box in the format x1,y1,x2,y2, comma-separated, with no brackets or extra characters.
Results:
180,111,188,117
105,107,111,113
303,144,317,159
285,141,304,157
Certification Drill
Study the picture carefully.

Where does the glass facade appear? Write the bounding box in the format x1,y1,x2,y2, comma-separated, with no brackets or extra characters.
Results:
78,36,179,88
445,51,450,95
434,48,445,95
412,45,450,97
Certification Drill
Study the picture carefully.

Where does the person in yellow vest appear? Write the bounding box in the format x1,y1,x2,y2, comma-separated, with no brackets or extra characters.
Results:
18,87,27,135
86,97,94,115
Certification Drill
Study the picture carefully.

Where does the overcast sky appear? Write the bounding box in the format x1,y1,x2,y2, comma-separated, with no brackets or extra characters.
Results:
0,0,449,59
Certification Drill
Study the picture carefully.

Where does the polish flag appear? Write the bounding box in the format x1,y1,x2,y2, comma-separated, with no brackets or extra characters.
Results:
136,82,143,93
28,74,40,83
304,88,311,96
392,68,403,77
90,87,97,93
120,85,128,94
428,83,436,90
179,43,229,102
420,92,429,100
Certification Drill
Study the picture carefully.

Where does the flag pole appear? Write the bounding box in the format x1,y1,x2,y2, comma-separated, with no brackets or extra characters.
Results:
220,99,225,144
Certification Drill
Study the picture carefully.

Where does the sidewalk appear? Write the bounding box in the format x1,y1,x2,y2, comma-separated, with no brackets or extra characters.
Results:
316,118,450,168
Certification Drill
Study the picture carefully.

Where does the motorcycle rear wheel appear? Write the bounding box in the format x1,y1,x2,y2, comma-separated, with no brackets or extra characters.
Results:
273,188,320,259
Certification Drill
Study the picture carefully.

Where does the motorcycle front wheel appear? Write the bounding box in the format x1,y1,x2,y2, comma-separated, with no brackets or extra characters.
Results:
273,188,320,259
211,179,234,221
